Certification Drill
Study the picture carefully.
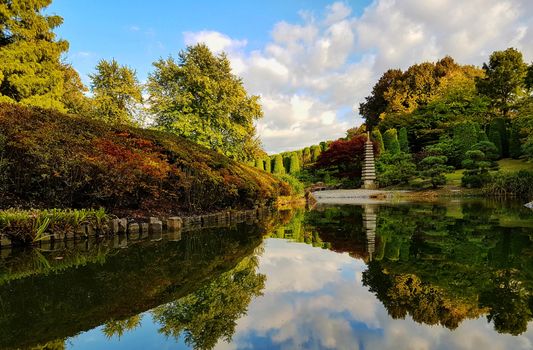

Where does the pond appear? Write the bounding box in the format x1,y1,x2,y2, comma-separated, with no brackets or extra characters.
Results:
1,199,533,349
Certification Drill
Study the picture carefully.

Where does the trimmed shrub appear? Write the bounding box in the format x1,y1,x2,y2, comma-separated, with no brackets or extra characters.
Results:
276,174,305,196
398,127,409,153
310,145,321,162
289,152,301,174
272,154,285,175
508,126,522,159
372,129,385,153
383,129,400,154
264,157,271,173
254,158,265,171
461,150,491,188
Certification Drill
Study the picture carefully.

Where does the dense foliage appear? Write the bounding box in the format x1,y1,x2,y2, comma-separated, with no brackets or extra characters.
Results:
147,44,262,162
0,104,290,213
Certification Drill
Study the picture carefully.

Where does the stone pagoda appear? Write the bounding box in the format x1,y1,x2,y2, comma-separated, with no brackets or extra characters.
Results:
362,131,377,189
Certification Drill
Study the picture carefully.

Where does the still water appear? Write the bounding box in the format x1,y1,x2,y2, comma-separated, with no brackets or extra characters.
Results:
2,200,533,350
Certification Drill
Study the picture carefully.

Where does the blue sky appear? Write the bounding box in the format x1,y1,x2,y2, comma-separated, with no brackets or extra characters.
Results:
47,0,370,84
46,0,533,153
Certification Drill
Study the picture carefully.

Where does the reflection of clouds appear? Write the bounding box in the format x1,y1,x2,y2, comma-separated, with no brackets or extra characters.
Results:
220,238,533,350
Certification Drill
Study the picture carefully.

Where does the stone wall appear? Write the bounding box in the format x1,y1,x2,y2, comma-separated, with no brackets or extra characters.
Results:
0,208,268,254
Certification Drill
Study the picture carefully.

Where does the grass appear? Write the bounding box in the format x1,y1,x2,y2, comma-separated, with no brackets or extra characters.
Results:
445,159,533,188
496,158,533,172
0,208,109,244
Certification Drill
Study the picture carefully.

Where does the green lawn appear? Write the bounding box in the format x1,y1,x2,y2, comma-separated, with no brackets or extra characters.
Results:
496,158,533,172
444,158,532,187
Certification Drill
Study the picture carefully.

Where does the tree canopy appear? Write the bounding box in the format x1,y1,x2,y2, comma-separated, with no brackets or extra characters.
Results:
0,0,69,110
147,44,263,161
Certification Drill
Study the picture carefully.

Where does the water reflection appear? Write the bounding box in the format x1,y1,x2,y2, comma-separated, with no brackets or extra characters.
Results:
1,200,533,349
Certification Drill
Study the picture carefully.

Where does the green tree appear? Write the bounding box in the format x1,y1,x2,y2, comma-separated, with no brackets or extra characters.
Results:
152,257,265,350
461,150,491,188
288,152,300,174
60,64,92,115
147,44,262,161
0,0,69,110
372,129,385,153
272,154,285,175
359,69,403,128
89,59,143,124
398,127,409,153
302,147,311,164
526,63,533,91
508,126,522,159
476,48,528,118
383,129,400,154
418,156,453,189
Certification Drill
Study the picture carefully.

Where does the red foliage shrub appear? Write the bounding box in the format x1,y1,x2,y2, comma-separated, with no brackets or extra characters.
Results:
315,135,378,178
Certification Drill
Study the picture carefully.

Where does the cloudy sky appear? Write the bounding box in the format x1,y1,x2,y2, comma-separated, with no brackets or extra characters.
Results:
49,0,533,153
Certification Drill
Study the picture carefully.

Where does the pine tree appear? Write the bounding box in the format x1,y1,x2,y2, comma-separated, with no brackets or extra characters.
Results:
398,127,409,153
383,129,400,154
289,153,300,174
0,0,69,110
272,154,285,174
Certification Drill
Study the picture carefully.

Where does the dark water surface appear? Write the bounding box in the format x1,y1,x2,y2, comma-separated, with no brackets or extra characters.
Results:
2,200,533,350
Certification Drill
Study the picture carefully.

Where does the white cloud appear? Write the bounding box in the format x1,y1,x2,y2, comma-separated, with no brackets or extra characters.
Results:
183,0,533,153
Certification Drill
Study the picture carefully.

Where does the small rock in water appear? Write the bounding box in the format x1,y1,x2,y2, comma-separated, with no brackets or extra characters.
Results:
525,201,533,209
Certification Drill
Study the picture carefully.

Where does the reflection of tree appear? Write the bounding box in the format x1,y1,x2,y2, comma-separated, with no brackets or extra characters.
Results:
362,262,481,329
152,256,265,350
102,315,142,339
27,339,66,350
480,270,533,335
362,201,533,335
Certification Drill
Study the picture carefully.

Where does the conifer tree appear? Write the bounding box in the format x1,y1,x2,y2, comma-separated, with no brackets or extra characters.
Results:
398,127,409,153
509,127,522,159
0,0,69,110
372,129,385,153
383,129,400,154
264,157,271,173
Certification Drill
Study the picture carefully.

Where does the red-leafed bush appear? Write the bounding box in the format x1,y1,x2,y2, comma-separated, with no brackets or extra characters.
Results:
0,103,289,214
315,135,378,178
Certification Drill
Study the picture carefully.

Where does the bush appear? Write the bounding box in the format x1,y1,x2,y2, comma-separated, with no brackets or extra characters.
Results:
276,174,305,196
376,151,416,187
372,129,385,153
272,154,285,175
399,127,409,153
0,103,289,213
483,170,533,199
288,152,300,174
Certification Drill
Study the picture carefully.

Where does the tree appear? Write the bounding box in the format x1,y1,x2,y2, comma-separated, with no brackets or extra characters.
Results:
302,147,311,164
461,150,491,188
476,48,528,118
398,127,409,153
383,129,400,154
272,154,285,175
289,152,300,174
0,0,69,110
371,129,385,153
359,69,404,128
89,59,143,124
60,63,92,115
147,44,262,161
526,63,533,91
418,156,453,189
315,135,370,179
508,126,522,159
376,151,416,187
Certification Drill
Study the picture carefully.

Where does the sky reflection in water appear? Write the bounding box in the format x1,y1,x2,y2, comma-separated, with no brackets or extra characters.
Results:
66,204,533,350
